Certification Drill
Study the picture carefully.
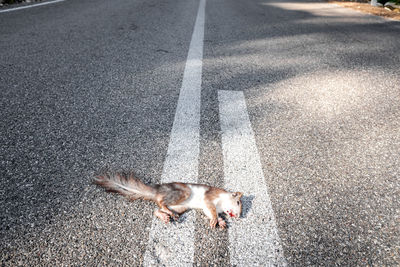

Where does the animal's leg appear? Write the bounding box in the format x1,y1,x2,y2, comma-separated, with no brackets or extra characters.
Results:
155,184,191,221
203,201,218,228
169,205,189,217
217,217,226,229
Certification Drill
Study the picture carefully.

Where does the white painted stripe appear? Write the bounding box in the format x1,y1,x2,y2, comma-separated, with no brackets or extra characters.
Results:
218,90,287,267
143,0,205,265
0,0,65,13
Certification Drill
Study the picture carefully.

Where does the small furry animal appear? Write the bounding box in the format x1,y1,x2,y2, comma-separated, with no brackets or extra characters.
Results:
94,172,243,229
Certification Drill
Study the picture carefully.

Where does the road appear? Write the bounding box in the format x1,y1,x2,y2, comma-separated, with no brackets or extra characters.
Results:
1,0,399,266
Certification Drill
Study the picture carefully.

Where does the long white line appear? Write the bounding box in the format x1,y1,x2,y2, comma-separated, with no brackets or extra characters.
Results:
218,90,287,267
143,0,205,265
0,0,65,13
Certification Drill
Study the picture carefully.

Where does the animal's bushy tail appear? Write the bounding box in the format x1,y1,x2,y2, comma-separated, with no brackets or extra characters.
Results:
94,172,157,201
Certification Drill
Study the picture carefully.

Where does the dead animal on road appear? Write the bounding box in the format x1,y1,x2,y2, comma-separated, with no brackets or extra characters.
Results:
94,172,243,229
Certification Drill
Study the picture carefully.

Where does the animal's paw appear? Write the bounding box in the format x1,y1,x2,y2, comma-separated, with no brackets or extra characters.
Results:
154,210,171,224
161,208,179,221
209,218,218,228
170,212,179,221
218,218,227,229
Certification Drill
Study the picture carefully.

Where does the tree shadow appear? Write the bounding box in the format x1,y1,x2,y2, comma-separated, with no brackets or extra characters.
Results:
241,194,255,219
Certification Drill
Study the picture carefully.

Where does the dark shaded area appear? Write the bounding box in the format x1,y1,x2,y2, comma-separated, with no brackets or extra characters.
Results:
240,195,255,218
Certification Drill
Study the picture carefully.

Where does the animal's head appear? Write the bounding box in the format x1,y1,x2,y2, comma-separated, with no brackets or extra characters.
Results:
223,192,243,219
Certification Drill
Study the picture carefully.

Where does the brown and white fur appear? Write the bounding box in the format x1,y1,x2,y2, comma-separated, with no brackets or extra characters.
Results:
94,172,243,229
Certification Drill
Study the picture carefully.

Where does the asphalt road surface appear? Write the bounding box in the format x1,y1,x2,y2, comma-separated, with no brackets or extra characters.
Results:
1,0,399,266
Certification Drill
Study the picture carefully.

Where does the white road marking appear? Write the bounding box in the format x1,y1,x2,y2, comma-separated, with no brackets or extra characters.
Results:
143,0,205,265
0,0,65,13
218,90,287,266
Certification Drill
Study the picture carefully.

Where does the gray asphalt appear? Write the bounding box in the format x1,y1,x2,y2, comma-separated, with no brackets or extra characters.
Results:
1,0,399,266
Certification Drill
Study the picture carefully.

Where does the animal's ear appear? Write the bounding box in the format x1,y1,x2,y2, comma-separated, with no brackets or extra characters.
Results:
232,192,243,199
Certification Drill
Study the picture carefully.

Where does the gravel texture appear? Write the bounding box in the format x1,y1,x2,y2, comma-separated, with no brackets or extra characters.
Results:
203,0,399,265
1,0,196,265
1,0,399,266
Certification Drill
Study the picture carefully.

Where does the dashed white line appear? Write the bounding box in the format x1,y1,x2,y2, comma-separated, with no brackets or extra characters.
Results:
218,90,287,266
0,0,65,13
143,0,206,265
